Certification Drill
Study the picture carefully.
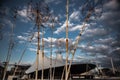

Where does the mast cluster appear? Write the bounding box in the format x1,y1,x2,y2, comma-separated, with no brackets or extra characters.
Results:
1,0,110,80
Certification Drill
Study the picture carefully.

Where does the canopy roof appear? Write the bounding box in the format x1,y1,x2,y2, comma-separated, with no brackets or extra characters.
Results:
26,50,65,73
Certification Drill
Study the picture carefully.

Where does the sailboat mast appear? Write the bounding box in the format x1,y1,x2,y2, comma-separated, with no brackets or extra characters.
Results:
65,0,69,80
27,2,50,79
41,28,44,80
35,8,41,80
50,18,54,80
66,6,94,80
35,26,40,80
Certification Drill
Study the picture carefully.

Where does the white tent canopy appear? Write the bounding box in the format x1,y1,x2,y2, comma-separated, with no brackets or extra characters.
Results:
26,50,65,74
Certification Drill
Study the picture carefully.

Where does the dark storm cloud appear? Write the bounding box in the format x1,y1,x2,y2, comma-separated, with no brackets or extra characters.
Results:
99,0,120,32
76,0,120,68
78,44,110,56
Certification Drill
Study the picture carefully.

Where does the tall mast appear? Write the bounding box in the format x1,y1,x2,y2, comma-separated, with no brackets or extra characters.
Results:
41,28,44,80
35,7,41,80
50,18,54,80
27,1,50,79
65,0,69,80
66,6,94,80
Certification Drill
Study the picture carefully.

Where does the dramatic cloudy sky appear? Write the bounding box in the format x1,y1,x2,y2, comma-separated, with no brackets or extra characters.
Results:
0,0,120,68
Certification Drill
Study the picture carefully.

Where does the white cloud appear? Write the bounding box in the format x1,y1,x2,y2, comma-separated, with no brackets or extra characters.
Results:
70,23,90,32
112,47,120,52
17,8,32,23
54,20,74,34
2,19,13,28
18,8,27,17
17,35,27,41
69,11,80,21
95,37,114,44
54,22,65,34
104,0,119,10
54,0,62,4
19,41,25,44
42,37,73,49
58,14,63,19
70,25,82,31
29,48,36,52
83,28,108,38
100,12,112,20
45,0,55,3
44,37,57,43
45,0,61,4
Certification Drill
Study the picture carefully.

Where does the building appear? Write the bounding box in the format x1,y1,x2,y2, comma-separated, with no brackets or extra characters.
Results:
0,62,4,79
9,64,31,78
25,51,96,79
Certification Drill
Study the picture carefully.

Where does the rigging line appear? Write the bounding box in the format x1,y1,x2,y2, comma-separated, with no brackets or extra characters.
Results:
65,0,69,80
61,65,65,80
2,21,14,80
12,37,33,76
12,24,37,76
95,54,101,76
66,9,93,80
13,45,27,76
110,57,115,74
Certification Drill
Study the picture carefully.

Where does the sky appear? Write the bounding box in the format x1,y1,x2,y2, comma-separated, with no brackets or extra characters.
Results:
0,0,120,69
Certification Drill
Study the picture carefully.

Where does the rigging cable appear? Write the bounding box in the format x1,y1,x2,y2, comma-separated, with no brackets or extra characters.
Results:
12,26,36,76
2,20,14,80
66,8,94,80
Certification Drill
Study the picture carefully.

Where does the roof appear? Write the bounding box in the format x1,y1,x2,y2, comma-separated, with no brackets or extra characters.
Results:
26,50,65,73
